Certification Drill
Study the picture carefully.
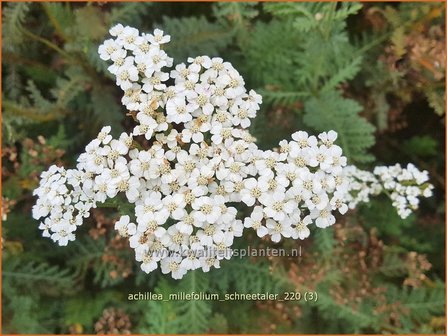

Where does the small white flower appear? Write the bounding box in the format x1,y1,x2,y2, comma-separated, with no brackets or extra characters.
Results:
244,206,268,238
180,248,203,270
142,71,169,93
148,28,171,45
266,218,293,243
160,226,189,251
117,26,139,50
38,221,52,237
291,131,318,148
318,130,337,147
136,251,159,273
175,212,195,235
330,191,349,214
188,84,214,115
161,255,187,279
98,39,120,61
188,166,214,196
107,49,127,75
166,96,194,124
305,192,329,211
133,114,158,140
114,176,141,202
230,100,256,128
101,138,129,164
170,63,200,83
116,57,139,90
200,256,220,273
94,174,118,201
51,221,76,246
162,194,187,220
240,177,268,206
96,126,113,144
115,215,137,237
311,206,336,228
291,215,312,240
262,192,295,221
109,23,124,37
192,196,222,224
129,150,152,179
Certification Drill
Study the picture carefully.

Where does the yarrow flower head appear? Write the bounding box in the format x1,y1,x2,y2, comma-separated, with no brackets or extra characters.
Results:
32,24,434,279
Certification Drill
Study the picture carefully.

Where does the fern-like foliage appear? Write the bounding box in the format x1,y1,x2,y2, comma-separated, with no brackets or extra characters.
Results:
213,2,259,46
27,80,53,110
310,282,379,333
292,24,362,94
237,2,376,163
425,86,445,116
175,272,212,333
265,2,362,33
64,290,123,329
378,248,409,278
3,257,77,292
258,89,309,107
2,2,31,50
264,2,327,33
89,86,124,136
137,279,181,334
161,16,234,62
106,2,151,27
321,56,363,93
242,19,301,90
313,226,335,261
3,66,22,100
40,2,75,41
4,295,45,334
359,198,414,237
303,90,375,163
264,2,362,41
210,258,292,294
213,2,259,26
385,284,445,332
67,236,126,288
51,71,87,108
74,6,108,41
138,273,211,334
3,80,63,128
2,254,77,333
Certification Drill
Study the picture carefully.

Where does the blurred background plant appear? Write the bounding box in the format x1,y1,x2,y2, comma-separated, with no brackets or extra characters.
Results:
2,2,445,334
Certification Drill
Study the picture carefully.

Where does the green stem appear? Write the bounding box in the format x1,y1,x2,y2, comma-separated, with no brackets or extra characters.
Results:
324,2,337,40
381,188,393,200
41,2,69,42
3,100,64,121
20,27,72,60
355,32,392,56
18,21,103,92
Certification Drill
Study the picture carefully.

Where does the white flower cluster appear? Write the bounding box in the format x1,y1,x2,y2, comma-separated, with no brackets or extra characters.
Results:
343,163,433,218
32,25,434,279
375,163,433,218
32,165,94,246
342,165,383,209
